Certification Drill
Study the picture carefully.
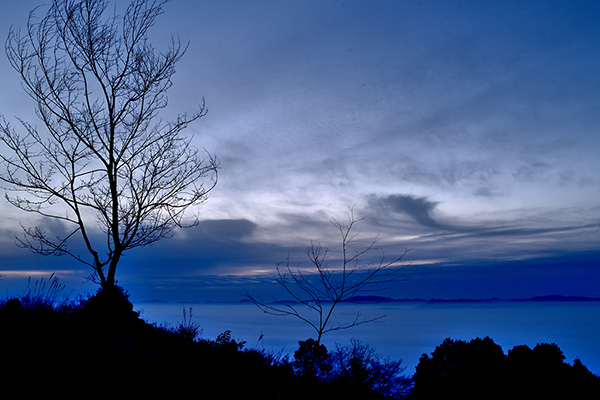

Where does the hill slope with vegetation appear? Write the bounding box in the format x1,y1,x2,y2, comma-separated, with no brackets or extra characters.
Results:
0,284,398,399
1,281,599,399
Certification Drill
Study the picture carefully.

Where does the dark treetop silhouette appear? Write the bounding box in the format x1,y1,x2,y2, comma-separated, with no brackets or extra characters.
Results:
411,337,600,399
0,0,218,289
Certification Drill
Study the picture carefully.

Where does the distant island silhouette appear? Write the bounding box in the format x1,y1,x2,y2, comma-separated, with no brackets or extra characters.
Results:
143,294,600,305
346,294,600,303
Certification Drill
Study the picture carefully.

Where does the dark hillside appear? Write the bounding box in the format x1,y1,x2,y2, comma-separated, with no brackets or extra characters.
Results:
0,288,385,399
3,287,599,399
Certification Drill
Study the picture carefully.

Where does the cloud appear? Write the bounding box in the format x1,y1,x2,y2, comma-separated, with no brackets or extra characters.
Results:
363,193,600,266
474,187,494,197
194,219,257,243
368,194,450,230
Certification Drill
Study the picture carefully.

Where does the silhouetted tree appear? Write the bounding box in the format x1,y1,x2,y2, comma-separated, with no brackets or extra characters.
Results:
412,337,507,399
0,0,218,290
246,207,409,343
412,337,600,400
505,342,583,398
294,338,330,379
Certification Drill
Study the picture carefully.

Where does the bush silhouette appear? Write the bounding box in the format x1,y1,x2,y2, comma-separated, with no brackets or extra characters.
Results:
506,342,600,398
294,338,331,379
291,338,409,399
79,285,139,320
412,337,506,399
330,339,411,398
412,336,600,400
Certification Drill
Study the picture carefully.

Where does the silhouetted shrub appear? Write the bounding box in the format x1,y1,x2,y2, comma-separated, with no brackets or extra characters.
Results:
0,297,25,318
212,329,247,350
330,339,412,398
411,336,600,400
412,337,506,399
79,284,139,320
505,342,600,398
294,338,331,379
19,273,69,312
290,338,409,398
174,306,202,340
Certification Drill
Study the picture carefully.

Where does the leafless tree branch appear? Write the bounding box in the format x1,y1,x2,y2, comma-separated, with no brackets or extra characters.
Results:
0,0,218,288
246,207,410,343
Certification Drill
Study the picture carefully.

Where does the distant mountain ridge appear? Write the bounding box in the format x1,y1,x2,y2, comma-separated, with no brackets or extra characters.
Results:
141,294,600,304
344,294,600,303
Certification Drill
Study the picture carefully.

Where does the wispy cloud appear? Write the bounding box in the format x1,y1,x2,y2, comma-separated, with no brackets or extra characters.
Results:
369,194,445,230
0,0,599,301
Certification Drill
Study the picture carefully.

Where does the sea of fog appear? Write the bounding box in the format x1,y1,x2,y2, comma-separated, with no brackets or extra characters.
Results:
133,301,600,376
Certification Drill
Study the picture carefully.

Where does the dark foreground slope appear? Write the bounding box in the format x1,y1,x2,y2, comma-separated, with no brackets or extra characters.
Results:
0,287,385,400
3,287,600,400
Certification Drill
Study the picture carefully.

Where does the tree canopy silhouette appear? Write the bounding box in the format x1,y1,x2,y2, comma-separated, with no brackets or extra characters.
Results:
0,0,217,289
412,337,600,400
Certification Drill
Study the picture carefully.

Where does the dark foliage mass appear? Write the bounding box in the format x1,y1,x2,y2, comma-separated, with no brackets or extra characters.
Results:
292,338,412,398
1,289,599,399
411,336,600,400
0,288,391,399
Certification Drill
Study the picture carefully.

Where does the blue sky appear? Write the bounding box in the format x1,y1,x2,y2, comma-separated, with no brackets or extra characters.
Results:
0,0,599,303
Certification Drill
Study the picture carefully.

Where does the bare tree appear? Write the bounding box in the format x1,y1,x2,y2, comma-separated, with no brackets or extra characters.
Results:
0,0,218,289
246,208,409,344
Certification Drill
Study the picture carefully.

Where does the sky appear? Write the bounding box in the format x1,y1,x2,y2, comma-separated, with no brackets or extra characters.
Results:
0,0,598,304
